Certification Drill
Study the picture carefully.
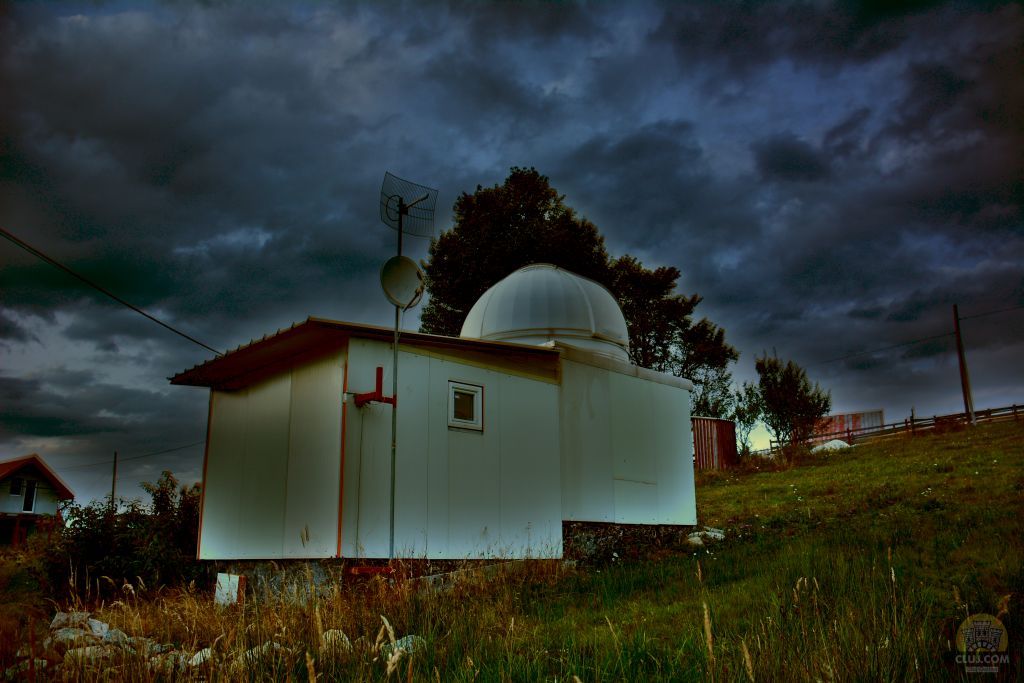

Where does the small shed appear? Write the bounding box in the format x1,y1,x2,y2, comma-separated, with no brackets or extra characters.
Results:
172,264,697,560
692,417,738,470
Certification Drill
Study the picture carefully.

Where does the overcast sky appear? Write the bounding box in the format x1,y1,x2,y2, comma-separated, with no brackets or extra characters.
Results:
2,1,1022,503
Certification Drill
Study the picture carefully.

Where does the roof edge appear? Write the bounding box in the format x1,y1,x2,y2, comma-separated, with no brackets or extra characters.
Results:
554,343,694,391
170,317,561,388
0,453,75,500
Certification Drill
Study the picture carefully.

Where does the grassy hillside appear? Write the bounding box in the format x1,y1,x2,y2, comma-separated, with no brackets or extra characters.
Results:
4,420,1022,680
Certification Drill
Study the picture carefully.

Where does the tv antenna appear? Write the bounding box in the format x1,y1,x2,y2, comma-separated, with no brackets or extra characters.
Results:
376,172,438,559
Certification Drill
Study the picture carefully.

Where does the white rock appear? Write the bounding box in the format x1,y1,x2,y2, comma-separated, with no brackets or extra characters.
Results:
189,647,213,667
50,612,91,630
215,572,245,606
234,641,289,670
703,527,725,541
320,629,352,654
103,628,131,646
686,533,705,547
86,618,109,639
50,627,92,645
811,439,851,453
382,635,426,657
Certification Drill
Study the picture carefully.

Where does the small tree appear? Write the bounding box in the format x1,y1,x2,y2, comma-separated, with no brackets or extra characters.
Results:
731,381,763,455
754,354,831,447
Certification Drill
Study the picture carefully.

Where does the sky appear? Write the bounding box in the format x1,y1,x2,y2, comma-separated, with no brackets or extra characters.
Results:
1,1,1022,504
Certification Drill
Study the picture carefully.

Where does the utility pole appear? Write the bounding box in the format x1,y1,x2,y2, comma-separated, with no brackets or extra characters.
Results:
952,305,976,425
110,450,118,511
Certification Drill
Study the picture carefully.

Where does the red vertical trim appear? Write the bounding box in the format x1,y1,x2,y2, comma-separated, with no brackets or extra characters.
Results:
196,390,214,560
337,350,348,558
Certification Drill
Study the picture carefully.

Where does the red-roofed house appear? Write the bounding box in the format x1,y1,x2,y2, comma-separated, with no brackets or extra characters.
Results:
0,453,75,547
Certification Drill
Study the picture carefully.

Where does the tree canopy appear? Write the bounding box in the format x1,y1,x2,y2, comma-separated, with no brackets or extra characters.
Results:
420,167,737,415
420,167,610,336
609,256,737,415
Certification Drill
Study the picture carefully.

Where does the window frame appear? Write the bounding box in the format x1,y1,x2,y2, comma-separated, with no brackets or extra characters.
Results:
447,381,484,431
9,477,23,496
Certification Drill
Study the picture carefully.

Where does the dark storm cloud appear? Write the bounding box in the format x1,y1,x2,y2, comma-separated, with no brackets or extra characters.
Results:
0,369,181,438
753,134,831,182
652,0,923,82
0,310,35,343
1,1,1022,500
823,107,872,159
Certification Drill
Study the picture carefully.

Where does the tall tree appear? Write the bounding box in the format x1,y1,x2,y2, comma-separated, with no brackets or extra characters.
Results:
420,168,738,413
754,354,831,446
420,167,610,336
609,256,738,416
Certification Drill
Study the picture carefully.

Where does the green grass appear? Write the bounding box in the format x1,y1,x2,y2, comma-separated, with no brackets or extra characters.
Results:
6,420,1023,680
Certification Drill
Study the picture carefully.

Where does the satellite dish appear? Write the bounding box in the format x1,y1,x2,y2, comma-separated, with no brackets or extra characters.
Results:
380,255,424,309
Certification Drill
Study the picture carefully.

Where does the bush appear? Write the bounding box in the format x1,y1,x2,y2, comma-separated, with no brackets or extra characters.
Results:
33,471,210,598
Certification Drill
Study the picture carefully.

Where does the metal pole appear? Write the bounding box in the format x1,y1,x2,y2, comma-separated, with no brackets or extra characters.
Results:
110,450,118,511
952,304,976,425
389,201,404,560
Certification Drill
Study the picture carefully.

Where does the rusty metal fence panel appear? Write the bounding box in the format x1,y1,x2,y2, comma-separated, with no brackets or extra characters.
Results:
692,417,738,470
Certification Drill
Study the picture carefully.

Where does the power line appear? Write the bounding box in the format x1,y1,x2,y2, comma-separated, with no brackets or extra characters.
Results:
958,303,1024,321
60,440,205,471
812,332,954,366
811,303,1023,367
0,226,222,356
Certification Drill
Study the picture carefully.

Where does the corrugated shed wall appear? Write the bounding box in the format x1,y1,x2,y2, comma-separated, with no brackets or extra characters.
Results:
814,410,885,440
692,417,737,470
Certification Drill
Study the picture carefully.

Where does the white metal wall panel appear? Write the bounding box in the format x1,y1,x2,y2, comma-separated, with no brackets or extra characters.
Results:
394,353,430,557
352,402,391,558
559,361,614,521
201,350,345,560
283,353,343,558
447,419,502,555
424,359,452,557
560,359,695,526
343,340,401,558
650,381,695,524
236,372,291,558
609,372,660,523
200,390,247,559
498,373,562,556
343,338,562,559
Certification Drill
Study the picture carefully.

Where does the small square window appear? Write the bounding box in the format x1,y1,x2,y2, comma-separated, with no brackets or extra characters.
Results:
9,478,23,496
448,381,483,431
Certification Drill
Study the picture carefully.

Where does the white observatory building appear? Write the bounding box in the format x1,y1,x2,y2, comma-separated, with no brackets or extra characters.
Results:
173,264,696,560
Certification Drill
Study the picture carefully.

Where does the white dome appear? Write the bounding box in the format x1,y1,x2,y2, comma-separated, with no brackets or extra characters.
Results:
460,264,630,362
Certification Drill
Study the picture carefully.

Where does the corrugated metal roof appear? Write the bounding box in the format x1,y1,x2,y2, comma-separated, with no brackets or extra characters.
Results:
169,317,561,390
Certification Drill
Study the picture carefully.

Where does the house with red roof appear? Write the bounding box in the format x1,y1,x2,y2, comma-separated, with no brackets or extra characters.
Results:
0,453,75,547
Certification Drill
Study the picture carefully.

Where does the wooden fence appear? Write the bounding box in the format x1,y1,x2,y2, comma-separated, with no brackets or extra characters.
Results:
767,403,1022,451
